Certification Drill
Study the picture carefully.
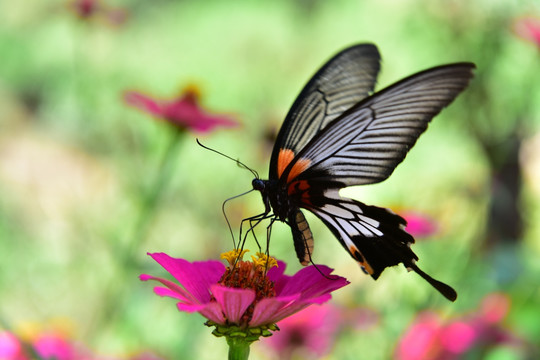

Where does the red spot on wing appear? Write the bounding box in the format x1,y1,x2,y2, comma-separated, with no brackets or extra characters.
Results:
287,180,312,205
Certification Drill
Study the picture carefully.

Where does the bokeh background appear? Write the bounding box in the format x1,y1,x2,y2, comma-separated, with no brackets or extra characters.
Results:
1,0,540,359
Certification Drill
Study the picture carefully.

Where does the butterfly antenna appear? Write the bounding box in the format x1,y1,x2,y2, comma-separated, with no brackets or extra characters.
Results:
196,139,259,179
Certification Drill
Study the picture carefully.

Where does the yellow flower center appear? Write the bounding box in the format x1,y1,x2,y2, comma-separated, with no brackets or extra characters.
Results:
217,250,278,326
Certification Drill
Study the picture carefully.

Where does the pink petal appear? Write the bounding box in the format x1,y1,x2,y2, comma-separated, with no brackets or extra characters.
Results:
147,253,225,303
277,265,349,299
210,284,255,324
249,264,348,326
124,91,163,116
162,99,237,133
139,274,198,304
265,297,328,325
198,302,227,324
249,295,299,327
178,301,226,324
266,261,288,293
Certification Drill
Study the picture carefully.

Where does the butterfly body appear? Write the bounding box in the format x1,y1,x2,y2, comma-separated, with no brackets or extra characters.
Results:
251,44,475,301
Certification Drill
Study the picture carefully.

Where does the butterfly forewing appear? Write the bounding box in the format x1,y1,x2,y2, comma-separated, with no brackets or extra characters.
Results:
269,44,381,179
282,63,476,187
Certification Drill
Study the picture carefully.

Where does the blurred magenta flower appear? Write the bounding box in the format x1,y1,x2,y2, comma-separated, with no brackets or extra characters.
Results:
261,304,378,359
70,0,99,18
401,211,438,238
33,333,77,360
68,0,127,25
0,329,166,360
514,16,540,48
262,304,340,359
395,292,525,360
140,250,348,358
0,331,25,360
124,85,238,133
0,330,88,360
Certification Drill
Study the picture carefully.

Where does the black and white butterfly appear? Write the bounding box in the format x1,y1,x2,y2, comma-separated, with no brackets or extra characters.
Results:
250,43,475,301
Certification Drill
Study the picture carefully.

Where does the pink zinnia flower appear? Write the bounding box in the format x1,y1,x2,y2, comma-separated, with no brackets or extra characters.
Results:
140,250,349,341
124,86,238,133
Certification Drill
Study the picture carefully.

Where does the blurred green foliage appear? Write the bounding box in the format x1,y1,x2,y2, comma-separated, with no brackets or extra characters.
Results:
1,0,540,359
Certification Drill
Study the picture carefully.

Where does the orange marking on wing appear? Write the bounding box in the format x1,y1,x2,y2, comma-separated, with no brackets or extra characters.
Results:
287,158,311,183
277,149,295,178
349,245,374,275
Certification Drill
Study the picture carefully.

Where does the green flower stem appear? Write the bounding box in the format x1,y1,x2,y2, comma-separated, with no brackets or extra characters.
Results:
207,321,277,360
91,127,185,333
226,336,252,360
127,127,185,259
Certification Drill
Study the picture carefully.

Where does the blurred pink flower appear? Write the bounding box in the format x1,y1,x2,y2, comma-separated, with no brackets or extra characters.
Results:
0,330,167,360
395,292,524,360
514,17,540,48
124,86,238,133
262,304,379,359
0,331,25,360
395,312,441,360
480,292,511,325
140,251,349,333
69,0,127,25
402,211,438,238
0,330,89,360
33,333,78,360
71,0,99,18
262,304,341,359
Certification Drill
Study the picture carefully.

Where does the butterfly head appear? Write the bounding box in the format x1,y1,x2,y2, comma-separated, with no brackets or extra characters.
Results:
252,178,265,192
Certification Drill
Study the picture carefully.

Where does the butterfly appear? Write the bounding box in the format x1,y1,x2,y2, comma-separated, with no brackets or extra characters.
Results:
250,44,475,301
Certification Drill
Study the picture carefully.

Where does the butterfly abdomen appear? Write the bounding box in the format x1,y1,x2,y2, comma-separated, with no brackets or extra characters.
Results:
289,210,314,266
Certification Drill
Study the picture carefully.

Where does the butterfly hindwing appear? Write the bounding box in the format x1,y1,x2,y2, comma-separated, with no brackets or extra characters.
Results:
302,190,457,301
300,189,414,277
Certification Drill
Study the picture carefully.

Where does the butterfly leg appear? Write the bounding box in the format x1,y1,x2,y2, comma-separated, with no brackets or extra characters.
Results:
264,217,277,259
238,212,274,255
